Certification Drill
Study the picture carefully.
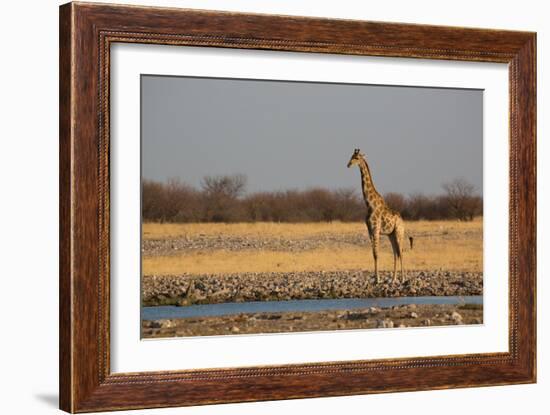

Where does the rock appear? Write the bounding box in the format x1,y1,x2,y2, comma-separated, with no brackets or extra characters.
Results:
346,312,370,321
231,326,240,333
149,319,174,329
142,270,484,306
398,324,407,328
451,312,463,324
422,319,432,326
176,298,190,306
210,288,232,302
377,319,394,328
409,312,419,318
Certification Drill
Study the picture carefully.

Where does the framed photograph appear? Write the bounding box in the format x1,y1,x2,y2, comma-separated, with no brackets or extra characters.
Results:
59,2,536,412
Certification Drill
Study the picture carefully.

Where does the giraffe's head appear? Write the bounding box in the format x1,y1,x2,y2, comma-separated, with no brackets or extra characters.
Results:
347,148,364,168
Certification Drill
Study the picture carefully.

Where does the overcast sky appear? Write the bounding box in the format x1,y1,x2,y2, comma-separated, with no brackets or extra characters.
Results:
142,75,482,196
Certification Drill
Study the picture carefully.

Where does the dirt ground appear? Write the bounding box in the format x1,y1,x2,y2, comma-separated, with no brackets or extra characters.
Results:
142,303,483,338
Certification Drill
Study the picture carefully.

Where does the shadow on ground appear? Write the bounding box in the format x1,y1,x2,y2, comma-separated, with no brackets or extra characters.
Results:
35,393,58,408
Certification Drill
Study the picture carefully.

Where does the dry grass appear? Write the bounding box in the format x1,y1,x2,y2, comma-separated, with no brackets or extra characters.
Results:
143,218,482,240
142,219,482,275
143,221,359,239
143,246,481,275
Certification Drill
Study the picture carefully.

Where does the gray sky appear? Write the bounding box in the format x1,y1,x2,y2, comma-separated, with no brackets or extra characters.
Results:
142,75,482,196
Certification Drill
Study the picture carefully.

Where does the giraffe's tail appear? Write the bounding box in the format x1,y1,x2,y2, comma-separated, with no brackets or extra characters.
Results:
408,236,414,250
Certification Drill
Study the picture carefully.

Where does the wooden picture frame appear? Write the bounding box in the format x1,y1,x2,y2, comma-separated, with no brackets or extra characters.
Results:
59,2,536,412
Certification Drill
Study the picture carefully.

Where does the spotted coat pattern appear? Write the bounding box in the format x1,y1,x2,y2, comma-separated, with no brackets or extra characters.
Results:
347,149,407,283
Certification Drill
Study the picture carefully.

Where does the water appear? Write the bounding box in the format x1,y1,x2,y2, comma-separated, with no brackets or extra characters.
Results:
141,295,482,321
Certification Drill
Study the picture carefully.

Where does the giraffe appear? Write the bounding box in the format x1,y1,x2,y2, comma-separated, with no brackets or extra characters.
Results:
347,148,412,284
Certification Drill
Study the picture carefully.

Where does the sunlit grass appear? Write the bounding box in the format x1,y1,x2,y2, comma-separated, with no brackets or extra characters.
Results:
143,218,482,240
142,219,482,275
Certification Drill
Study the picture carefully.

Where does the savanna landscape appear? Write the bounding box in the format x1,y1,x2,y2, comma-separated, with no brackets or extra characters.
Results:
140,75,483,338
141,175,483,338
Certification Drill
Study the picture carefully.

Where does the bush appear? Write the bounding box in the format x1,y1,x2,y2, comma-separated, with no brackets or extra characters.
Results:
142,175,482,223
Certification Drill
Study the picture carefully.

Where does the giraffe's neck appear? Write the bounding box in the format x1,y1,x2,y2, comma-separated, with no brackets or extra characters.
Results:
357,157,383,209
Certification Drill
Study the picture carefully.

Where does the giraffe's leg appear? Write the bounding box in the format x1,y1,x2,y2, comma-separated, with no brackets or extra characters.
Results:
372,228,381,283
365,217,377,283
364,218,372,279
393,251,397,282
395,223,406,283
389,233,399,284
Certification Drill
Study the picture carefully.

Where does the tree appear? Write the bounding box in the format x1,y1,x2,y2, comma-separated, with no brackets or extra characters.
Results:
333,188,363,221
200,174,247,222
201,174,247,199
141,176,483,223
384,192,407,215
141,178,201,223
406,193,433,220
442,178,480,221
